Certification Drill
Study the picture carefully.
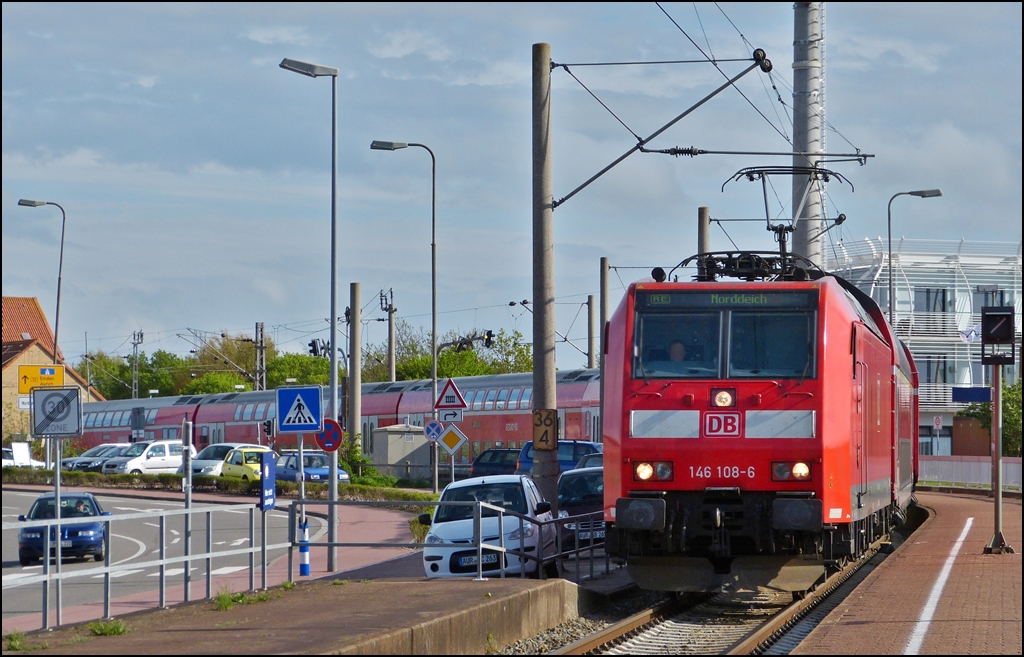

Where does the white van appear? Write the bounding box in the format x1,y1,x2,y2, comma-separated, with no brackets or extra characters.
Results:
101,440,197,475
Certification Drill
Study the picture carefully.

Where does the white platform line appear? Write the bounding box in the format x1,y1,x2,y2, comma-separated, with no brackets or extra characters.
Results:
903,516,974,655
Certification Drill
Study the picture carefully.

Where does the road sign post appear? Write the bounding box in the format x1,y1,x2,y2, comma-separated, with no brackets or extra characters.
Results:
434,379,468,491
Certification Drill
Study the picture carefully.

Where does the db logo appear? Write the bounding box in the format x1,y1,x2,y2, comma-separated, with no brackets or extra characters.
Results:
704,412,741,437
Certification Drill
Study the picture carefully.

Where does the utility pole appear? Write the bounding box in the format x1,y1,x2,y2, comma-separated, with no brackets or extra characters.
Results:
599,257,609,444
791,2,825,267
587,295,597,369
254,322,266,391
348,283,362,446
532,42,558,509
698,206,711,279
380,289,397,382
130,331,143,399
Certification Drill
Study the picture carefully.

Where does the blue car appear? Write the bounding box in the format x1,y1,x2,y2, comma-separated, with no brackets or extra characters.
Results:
18,492,110,566
514,440,603,476
275,452,351,484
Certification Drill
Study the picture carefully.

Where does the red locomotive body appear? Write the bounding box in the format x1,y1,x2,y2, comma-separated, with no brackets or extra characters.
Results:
604,267,917,592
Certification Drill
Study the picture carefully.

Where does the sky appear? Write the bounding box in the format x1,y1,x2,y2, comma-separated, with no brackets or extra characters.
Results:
3,2,1021,370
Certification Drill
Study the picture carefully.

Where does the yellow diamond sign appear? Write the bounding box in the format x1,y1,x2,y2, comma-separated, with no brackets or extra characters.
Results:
438,425,468,456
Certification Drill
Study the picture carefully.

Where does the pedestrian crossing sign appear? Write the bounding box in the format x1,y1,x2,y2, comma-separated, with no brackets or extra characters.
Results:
276,386,323,433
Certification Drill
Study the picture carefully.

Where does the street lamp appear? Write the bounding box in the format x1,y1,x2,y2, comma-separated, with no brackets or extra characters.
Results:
370,140,439,493
18,199,67,365
887,189,943,327
280,57,341,571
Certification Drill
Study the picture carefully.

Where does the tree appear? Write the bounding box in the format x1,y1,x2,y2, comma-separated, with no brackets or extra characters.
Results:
78,351,133,400
481,329,533,374
181,372,250,396
266,353,335,388
955,378,1022,457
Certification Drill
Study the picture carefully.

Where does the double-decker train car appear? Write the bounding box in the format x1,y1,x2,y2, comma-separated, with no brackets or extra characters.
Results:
78,370,602,466
604,253,917,594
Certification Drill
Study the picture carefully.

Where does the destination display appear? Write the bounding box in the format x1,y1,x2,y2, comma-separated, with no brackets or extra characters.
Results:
636,290,817,310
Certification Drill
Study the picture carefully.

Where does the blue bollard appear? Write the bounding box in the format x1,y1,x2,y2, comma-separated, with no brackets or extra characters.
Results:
299,520,310,577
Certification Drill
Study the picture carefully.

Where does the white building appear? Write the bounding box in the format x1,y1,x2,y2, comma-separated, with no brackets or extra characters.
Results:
828,238,1022,455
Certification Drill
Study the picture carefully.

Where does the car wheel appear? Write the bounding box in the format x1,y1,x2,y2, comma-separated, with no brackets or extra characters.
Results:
130,470,142,475
19,553,36,567
94,547,105,562
242,475,248,482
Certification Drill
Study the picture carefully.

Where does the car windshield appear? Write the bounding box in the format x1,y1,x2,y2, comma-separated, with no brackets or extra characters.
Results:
558,471,604,505
79,446,110,458
244,452,263,465
525,443,592,461
578,454,603,468
196,445,234,461
122,443,149,457
303,455,329,469
29,496,99,519
435,483,527,522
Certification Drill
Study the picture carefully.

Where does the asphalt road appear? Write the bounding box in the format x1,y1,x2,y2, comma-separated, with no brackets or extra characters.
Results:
1,490,326,623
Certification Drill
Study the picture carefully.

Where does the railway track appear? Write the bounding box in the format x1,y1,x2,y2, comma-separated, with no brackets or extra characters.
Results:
553,540,888,655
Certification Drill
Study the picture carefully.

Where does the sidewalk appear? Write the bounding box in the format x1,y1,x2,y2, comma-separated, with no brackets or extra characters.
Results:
793,491,1022,655
2,484,415,634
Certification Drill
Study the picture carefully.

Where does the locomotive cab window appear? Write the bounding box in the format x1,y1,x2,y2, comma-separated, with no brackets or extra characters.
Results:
634,290,818,380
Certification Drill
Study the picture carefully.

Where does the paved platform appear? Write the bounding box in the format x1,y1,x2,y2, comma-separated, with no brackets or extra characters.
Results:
794,491,1022,655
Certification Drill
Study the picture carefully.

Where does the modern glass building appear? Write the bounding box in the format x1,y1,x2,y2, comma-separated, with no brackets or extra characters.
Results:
828,238,1022,455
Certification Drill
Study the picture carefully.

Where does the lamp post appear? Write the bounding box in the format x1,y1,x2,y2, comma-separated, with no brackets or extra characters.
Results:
370,140,438,493
280,57,341,572
18,199,67,365
887,189,943,327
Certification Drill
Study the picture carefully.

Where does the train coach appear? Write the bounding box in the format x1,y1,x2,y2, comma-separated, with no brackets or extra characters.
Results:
604,252,918,595
78,370,602,467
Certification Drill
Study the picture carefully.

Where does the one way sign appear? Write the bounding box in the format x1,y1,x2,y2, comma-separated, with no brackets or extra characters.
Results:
276,386,323,433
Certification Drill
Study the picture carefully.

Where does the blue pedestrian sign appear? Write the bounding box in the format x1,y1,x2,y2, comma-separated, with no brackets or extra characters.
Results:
424,419,444,443
276,386,323,433
259,451,277,511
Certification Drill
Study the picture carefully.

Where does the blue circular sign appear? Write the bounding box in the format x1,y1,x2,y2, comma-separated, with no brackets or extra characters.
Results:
317,419,343,452
424,419,444,442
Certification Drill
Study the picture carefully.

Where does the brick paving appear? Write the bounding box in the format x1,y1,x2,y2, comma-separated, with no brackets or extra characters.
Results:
794,492,1022,655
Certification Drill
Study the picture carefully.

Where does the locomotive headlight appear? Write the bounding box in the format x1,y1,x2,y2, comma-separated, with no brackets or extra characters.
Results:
711,388,735,407
791,462,811,480
655,462,674,480
772,461,812,482
771,462,792,480
634,462,654,481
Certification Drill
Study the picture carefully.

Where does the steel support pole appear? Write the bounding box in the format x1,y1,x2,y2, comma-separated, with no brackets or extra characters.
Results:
587,295,597,369
54,436,62,626
183,417,192,602
103,517,111,618
698,206,711,280
328,73,339,574
387,303,397,382
249,507,256,591
791,2,824,267
206,510,212,599
532,42,558,510
985,364,1014,553
349,282,362,450
261,510,268,590
599,257,609,444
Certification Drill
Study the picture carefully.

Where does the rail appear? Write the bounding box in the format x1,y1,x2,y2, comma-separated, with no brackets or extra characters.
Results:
2,504,286,630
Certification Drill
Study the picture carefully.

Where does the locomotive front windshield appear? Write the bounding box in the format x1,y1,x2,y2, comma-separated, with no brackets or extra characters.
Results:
633,290,817,379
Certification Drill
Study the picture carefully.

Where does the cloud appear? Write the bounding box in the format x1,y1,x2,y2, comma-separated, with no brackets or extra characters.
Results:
830,34,948,74
244,26,311,46
367,29,452,62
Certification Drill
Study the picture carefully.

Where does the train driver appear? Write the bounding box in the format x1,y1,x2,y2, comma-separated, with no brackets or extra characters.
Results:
668,340,687,362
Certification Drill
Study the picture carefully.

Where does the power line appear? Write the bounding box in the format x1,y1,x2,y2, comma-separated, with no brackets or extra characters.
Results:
557,64,642,141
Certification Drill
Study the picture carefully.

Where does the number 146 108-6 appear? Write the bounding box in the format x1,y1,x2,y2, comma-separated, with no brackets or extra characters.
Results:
689,465,755,479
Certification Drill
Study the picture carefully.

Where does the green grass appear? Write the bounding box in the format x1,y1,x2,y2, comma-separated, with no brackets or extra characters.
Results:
87,620,128,637
409,517,430,544
282,581,296,590
331,579,349,586
213,588,276,611
4,630,27,651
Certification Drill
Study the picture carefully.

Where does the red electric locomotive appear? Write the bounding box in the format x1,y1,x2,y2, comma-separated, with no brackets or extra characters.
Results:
604,252,918,594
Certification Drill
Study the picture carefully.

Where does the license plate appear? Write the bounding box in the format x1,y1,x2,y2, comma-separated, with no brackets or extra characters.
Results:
310,474,320,480
577,531,605,540
459,553,498,567
61,540,73,548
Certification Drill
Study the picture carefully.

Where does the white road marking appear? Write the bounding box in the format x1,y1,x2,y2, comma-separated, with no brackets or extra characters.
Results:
230,538,249,547
171,538,180,545
215,541,226,546
903,517,974,655
2,573,34,582
111,533,148,566
92,570,143,579
143,522,160,528
170,529,179,536
209,566,247,576
149,567,197,577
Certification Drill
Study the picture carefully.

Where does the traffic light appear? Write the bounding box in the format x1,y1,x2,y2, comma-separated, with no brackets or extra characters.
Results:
982,307,1014,344
308,339,320,357
484,330,494,348
263,420,274,437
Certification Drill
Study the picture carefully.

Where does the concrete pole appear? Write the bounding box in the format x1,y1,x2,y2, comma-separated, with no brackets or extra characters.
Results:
328,73,339,573
532,42,558,509
698,206,711,280
791,2,825,267
349,283,362,449
387,304,396,383
587,295,597,369
599,257,609,444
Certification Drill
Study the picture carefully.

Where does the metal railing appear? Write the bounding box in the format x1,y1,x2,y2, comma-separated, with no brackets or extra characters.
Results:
2,504,288,629
919,456,1023,491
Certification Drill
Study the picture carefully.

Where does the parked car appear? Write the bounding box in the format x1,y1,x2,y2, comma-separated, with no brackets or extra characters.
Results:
574,452,604,470
275,452,351,484
17,491,111,565
556,466,605,550
101,440,197,475
2,443,45,469
221,446,276,480
418,474,557,578
514,440,603,476
79,444,131,472
470,448,520,477
181,443,262,477
62,444,128,471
